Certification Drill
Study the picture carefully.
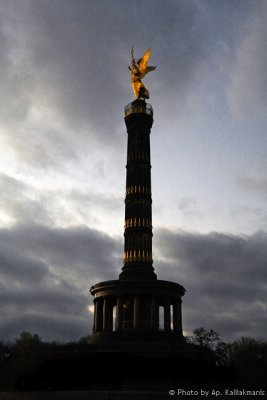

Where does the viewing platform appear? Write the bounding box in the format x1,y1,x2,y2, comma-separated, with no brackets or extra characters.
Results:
124,100,153,117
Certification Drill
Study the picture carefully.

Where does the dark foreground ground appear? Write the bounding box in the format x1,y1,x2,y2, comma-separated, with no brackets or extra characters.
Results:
0,389,266,400
1,345,266,398
0,390,172,400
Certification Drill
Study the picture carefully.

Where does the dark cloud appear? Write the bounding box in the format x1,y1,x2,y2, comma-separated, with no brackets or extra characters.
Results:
0,224,121,341
154,229,267,340
0,314,89,344
0,222,266,342
0,250,48,284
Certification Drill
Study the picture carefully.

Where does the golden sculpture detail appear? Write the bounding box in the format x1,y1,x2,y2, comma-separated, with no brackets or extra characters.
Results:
129,47,156,99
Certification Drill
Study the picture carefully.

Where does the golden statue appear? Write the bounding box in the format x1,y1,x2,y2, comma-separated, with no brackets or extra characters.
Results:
128,47,156,99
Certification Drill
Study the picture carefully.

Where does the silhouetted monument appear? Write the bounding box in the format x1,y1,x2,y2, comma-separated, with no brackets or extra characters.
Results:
89,50,191,356
90,99,186,350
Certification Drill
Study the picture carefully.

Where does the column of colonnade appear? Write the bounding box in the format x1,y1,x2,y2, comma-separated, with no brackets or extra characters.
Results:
164,298,171,331
93,296,182,335
133,296,140,329
116,296,123,330
151,297,159,329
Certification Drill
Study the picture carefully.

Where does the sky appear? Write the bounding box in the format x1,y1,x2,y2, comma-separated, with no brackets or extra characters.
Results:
0,0,267,343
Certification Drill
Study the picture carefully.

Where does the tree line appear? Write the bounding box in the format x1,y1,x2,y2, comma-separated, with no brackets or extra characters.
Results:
0,328,266,390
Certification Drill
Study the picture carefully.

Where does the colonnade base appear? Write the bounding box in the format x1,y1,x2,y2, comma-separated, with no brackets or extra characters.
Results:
89,279,186,346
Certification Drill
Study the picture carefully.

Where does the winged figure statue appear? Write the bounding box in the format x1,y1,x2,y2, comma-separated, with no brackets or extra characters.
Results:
128,47,156,99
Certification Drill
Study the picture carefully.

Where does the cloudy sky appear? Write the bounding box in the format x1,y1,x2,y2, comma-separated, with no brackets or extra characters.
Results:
0,0,267,343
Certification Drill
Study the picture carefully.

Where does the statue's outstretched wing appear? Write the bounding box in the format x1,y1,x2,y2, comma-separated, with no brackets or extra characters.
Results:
137,48,155,79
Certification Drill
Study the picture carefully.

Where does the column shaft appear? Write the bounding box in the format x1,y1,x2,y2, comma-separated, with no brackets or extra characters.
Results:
116,296,123,330
173,301,180,333
133,296,140,329
151,297,159,330
120,101,156,280
103,297,111,331
93,301,96,333
179,300,183,335
95,299,103,332
164,299,171,331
